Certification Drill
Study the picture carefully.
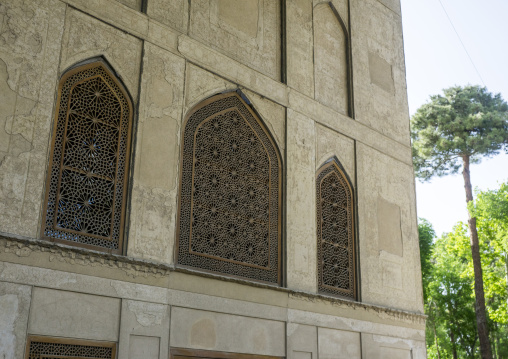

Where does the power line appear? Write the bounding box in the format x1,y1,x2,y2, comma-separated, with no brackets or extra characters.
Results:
437,0,486,87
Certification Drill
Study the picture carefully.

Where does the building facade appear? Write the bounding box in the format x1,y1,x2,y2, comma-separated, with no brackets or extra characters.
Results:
0,0,426,358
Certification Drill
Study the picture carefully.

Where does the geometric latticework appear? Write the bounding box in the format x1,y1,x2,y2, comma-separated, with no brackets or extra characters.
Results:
26,336,116,359
178,92,282,284
42,61,133,253
316,158,356,299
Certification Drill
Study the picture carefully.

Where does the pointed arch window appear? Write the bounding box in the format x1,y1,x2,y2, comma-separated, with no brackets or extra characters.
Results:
42,60,133,253
177,92,282,284
317,158,356,299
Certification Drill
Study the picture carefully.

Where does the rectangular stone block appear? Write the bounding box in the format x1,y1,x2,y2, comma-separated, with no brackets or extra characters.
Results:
286,109,317,293
369,52,395,94
318,327,361,359
129,335,160,359
170,307,285,356
361,333,417,359
350,0,410,145
0,282,32,359
0,0,65,238
286,0,314,97
119,300,170,359
178,36,288,106
377,197,403,256
167,288,287,322
127,43,185,264
287,323,317,359
28,287,121,341
189,0,281,81
356,143,422,312
147,0,188,33
314,3,349,115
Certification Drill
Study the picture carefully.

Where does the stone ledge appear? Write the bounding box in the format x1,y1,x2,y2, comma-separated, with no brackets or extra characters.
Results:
0,234,173,279
0,234,426,327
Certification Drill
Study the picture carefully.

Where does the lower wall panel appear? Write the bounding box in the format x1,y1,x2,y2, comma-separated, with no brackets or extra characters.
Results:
0,262,426,359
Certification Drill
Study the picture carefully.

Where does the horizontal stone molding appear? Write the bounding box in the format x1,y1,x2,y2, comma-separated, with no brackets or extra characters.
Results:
0,234,425,330
0,234,172,279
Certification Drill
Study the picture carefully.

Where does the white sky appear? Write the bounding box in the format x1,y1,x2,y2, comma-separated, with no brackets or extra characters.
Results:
400,0,508,236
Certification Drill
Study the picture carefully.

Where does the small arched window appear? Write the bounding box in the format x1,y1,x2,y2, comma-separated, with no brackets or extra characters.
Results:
316,158,356,299
42,60,133,254
177,92,282,284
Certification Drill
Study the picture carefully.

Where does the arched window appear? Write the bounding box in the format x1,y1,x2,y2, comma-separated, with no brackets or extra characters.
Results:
42,60,133,254
177,92,282,284
316,158,356,299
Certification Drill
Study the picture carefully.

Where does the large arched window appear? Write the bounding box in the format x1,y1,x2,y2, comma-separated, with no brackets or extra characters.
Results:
316,158,356,299
42,60,133,254
177,92,282,284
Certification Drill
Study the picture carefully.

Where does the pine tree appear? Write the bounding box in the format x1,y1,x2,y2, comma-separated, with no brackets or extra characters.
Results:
411,85,508,359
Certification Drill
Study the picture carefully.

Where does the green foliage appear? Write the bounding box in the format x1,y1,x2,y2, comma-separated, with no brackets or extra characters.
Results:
418,218,435,300
411,85,508,181
426,224,479,358
420,183,508,357
471,183,508,325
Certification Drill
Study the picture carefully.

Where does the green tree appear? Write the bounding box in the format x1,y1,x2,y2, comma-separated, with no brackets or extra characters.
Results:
412,85,508,359
418,218,435,300
471,182,508,301
428,225,479,359
471,183,508,357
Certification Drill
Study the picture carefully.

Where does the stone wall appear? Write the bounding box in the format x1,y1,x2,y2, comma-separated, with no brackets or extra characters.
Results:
0,251,425,359
0,0,424,357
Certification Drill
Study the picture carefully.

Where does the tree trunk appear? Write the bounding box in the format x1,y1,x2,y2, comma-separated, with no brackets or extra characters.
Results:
462,155,493,359
450,330,458,359
495,326,501,359
505,253,508,303
433,321,441,359
493,334,497,359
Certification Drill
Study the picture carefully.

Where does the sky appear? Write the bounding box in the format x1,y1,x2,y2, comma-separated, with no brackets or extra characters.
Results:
400,0,508,236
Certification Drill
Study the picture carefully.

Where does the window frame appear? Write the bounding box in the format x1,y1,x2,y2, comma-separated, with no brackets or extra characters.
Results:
25,335,117,359
176,92,283,285
316,157,357,299
41,59,133,254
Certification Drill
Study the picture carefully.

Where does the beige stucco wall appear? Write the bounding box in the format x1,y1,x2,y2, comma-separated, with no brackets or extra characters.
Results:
0,259,426,358
0,0,425,357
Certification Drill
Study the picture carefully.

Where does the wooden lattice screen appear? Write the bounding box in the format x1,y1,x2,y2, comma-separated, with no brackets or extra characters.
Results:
316,158,356,299
177,92,282,284
26,336,116,359
42,61,133,253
